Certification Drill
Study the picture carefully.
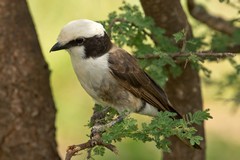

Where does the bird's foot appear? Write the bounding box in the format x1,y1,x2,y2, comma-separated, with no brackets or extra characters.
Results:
90,106,111,124
91,115,124,135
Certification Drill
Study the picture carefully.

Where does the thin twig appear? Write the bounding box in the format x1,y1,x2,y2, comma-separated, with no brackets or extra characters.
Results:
180,25,190,53
184,59,189,69
87,148,92,160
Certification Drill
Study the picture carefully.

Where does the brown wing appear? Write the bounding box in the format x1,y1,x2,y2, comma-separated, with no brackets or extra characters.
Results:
108,46,182,118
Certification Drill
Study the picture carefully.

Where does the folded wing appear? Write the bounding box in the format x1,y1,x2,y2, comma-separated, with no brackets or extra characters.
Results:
108,47,182,119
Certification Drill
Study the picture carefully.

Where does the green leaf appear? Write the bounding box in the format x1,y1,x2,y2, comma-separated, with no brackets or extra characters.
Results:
93,146,105,156
188,54,200,63
186,109,213,125
173,30,185,43
190,136,203,146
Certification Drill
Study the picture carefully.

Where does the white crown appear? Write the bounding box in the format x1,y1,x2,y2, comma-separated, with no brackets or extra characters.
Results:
57,19,105,44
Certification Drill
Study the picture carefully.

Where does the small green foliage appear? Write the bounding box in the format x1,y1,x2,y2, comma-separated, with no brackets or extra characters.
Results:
211,32,232,52
102,118,138,143
188,54,200,63
199,64,212,78
185,37,206,52
190,136,203,146
173,30,205,52
93,146,105,157
98,109,212,154
173,29,185,43
211,29,240,52
185,108,213,125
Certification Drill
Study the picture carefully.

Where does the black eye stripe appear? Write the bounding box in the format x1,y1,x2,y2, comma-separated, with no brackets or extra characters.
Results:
62,32,112,59
75,38,85,44
72,38,85,45
65,37,85,48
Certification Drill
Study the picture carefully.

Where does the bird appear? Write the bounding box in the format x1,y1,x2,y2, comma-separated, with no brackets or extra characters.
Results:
50,19,182,118
50,19,200,149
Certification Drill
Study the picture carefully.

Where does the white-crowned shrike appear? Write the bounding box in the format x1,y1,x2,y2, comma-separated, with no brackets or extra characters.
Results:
50,19,182,118
50,19,201,149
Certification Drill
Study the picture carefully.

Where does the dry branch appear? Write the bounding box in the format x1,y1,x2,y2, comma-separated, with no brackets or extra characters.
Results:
187,0,238,35
65,133,117,160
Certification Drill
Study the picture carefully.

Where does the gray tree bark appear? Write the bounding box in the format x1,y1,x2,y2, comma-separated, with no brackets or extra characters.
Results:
0,1,60,159
140,0,205,160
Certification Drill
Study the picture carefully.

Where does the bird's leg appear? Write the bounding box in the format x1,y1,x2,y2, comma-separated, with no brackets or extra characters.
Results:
91,115,125,133
87,105,128,158
90,105,111,125
90,104,129,135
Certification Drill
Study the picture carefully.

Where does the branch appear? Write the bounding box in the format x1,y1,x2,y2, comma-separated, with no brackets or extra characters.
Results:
180,25,190,53
65,133,117,160
187,0,238,35
136,52,236,60
64,105,118,160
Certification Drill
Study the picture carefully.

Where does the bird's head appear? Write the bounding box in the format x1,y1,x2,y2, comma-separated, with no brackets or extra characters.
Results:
50,19,112,58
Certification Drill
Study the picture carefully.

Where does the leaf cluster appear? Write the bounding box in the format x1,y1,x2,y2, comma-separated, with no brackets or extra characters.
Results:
92,109,212,156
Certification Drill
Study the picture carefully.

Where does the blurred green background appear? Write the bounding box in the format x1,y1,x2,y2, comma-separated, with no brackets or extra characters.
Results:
27,0,240,159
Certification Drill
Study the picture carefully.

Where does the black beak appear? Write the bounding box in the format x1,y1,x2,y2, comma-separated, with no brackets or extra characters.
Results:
50,42,65,52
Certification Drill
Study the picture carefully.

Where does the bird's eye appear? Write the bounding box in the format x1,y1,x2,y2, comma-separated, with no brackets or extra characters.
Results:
75,38,85,46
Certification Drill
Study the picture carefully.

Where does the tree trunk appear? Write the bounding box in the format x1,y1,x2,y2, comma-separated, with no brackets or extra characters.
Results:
0,1,60,159
140,0,205,160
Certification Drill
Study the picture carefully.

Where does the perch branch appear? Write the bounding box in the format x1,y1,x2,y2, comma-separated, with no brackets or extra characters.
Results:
65,133,118,160
92,115,124,133
65,105,119,160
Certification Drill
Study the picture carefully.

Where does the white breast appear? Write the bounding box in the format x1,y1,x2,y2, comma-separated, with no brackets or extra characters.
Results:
69,46,110,100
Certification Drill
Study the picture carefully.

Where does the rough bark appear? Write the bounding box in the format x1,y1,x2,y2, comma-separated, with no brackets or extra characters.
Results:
0,1,60,160
140,0,205,160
